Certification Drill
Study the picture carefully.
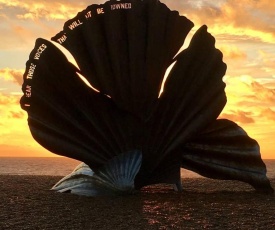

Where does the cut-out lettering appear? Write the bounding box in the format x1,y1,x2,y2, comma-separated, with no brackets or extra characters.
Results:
85,11,92,19
97,8,104,14
26,63,36,80
57,34,67,44
68,20,83,30
25,85,32,98
111,3,131,10
34,44,47,60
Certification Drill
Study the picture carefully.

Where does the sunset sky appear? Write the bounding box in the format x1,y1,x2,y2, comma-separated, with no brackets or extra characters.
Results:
0,0,274,158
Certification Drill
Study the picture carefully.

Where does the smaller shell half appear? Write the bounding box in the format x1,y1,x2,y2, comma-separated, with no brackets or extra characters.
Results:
52,150,142,196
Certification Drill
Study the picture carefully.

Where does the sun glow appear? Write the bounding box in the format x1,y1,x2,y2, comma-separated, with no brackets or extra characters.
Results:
0,0,274,158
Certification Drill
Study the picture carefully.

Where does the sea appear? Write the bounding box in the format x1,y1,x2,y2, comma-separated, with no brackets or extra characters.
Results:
0,157,275,179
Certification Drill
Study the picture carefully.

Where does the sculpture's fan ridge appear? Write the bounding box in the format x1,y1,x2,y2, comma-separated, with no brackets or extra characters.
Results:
21,0,273,195
51,0,194,117
181,119,274,192
52,150,142,196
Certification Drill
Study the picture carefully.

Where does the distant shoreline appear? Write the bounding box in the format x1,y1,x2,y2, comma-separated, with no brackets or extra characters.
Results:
1,158,275,179
1,175,274,229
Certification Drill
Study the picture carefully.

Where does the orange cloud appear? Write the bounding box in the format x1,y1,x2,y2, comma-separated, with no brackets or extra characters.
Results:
9,110,25,119
261,108,275,122
265,81,275,88
220,110,255,124
0,16,38,50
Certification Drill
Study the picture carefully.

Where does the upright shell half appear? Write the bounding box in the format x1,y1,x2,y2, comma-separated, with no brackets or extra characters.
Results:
21,0,273,195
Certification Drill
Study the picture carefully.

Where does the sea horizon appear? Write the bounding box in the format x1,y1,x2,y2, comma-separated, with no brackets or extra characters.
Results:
0,157,274,179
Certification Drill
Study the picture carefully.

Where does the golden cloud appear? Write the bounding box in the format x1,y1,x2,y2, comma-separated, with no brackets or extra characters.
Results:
0,68,24,85
1,0,274,53
0,92,19,105
246,81,275,103
0,0,274,158
222,75,275,124
224,75,275,105
0,0,99,20
220,73,275,159
219,45,247,60
0,92,28,146
258,50,275,71
166,0,275,44
0,84,66,157
0,93,23,128
0,1,101,50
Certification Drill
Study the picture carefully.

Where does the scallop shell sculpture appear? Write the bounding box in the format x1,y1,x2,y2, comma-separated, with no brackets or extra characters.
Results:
20,0,273,195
